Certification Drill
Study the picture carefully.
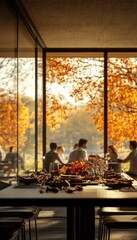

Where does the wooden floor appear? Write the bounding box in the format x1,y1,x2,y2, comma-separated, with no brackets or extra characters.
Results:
26,207,137,240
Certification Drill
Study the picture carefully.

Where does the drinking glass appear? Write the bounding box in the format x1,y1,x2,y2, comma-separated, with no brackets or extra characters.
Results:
49,162,59,172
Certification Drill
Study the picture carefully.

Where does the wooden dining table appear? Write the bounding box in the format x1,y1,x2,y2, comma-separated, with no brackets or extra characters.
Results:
0,174,137,240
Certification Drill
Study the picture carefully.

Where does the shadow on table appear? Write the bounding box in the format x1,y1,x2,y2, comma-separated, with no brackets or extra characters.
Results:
0,180,11,190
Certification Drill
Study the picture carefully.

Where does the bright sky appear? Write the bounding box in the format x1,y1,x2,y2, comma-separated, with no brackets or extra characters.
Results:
0,57,105,105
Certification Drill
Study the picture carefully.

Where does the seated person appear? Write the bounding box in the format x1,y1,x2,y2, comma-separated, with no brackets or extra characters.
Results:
73,143,79,150
107,145,118,162
44,142,64,172
68,143,79,163
57,146,67,164
117,141,137,177
4,146,15,167
0,151,2,161
68,138,88,163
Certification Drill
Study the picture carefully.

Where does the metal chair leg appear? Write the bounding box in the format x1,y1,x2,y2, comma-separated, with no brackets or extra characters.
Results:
34,215,38,240
28,218,31,240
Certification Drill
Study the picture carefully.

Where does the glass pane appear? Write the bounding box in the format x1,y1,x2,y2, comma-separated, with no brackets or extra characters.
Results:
46,55,104,162
38,47,43,170
108,53,137,171
0,0,17,177
18,19,36,174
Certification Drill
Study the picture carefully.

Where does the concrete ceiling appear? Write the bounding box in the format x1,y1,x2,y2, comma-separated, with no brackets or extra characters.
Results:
21,0,137,49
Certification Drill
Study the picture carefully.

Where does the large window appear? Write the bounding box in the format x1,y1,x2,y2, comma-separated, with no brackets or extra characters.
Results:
0,0,43,177
45,51,137,166
37,47,43,170
46,54,104,159
0,0,17,176
1,1,137,177
108,53,137,170
18,18,36,173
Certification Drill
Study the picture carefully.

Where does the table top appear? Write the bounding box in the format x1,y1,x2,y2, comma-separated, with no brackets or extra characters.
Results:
0,174,137,207
1,172,136,240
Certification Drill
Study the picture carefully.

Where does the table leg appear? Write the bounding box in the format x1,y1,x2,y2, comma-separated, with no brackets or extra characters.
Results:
67,206,75,240
78,205,95,240
67,205,95,240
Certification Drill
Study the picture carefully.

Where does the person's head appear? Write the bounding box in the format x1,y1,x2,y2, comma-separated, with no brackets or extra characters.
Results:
129,141,137,150
73,143,79,150
50,142,58,151
57,146,65,155
78,138,88,149
108,145,117,155
9,146,14,152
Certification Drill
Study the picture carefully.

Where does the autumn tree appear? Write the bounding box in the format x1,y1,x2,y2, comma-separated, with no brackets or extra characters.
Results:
1,56,137,154
0,58,38,155
86,58,137,147
46,57,137,148
46,57,76,130
0,94,30,151
46,107,102,154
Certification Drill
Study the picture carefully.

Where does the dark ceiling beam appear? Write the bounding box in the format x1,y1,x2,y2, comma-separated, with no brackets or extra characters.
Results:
45,48,137,52
9,0,46,48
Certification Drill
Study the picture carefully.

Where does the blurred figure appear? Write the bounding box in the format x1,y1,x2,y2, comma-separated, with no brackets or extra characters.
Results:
106,145,121,172
73,143,79,150
57,146,67,164
0,151,2,161
68,143,79,163
107,145,118,162
4,146,15,168
118,141,137,177
44,142,64,172
14,151,24,171
4,146,24,172
3,146,15,174
68,138,88,162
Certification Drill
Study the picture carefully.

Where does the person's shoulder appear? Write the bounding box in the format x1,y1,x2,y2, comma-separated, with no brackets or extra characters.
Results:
54,151,59,157
79,148,86,152
132,149,137,154
47,151,58,156
6,152,12,157
70,149,77,153
69,150,75,159
134,149,137,154
52,151,57,155
45,151,51,156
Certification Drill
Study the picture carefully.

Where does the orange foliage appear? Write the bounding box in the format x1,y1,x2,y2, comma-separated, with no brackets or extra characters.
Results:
0,94,30,150
46,96,72,130
46,57,137,146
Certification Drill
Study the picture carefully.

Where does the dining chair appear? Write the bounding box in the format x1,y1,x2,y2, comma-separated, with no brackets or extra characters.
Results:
0,216,25,240
97,207,137,240
0,206,40,240
102,215,137,240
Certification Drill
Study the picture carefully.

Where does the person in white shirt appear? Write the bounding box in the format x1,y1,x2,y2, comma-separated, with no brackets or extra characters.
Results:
68,143,78,163
68,138,88,162
57,146,67,164
118,141,137,177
